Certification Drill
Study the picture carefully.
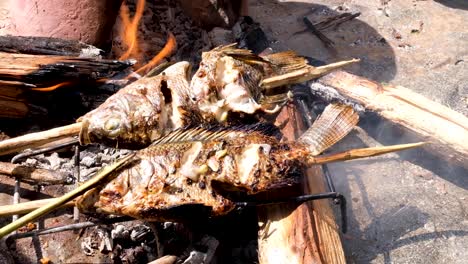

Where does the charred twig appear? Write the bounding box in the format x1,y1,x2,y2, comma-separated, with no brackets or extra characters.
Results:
314,12,361,31
0,153,135,239
0,35,101,56
0,161,72,185
303,16,335,47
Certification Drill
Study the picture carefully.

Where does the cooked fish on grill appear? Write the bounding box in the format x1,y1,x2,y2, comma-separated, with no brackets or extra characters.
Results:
78,61,204,149
190,44,358,122
77,104,424,221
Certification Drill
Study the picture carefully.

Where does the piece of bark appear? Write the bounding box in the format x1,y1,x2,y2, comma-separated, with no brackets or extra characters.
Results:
311,70,468,168
0,35,101,57
0,123,81,156
0,52,133,87
257,103,346,264
0,161,71,185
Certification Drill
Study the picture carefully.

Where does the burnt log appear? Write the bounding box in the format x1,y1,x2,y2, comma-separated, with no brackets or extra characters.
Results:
0,35,101,57
257,102,346,263
0,52,133,87
309,70,468,169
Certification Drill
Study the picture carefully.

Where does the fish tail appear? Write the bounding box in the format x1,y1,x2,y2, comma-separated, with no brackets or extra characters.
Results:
262,51,309,74
299,103,359,155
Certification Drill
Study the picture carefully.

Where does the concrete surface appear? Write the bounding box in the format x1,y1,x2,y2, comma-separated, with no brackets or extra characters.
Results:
249,0,467,263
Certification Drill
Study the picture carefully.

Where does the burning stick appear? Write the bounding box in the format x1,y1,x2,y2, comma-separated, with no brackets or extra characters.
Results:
310,70,468,168
0,161,72,185
0,153,135,239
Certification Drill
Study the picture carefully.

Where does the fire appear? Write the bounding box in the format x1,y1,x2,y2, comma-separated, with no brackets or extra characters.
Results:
118,0,145,62
118,0,177,76
135,33,177,75
30,82,72,92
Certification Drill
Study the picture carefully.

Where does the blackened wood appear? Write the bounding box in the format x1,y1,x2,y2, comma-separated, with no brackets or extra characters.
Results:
0,35,100,56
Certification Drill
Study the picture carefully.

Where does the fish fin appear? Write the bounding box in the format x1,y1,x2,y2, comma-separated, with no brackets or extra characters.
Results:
299,103,359,155
215,43,269,64
151,123,281,145
262,51,309,74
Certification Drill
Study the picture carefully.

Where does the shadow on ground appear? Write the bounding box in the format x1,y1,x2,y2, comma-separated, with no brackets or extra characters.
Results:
435,0,468,10
250,0,397,82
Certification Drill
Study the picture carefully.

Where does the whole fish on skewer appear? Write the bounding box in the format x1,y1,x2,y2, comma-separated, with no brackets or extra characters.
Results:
78,61,207,149
190,43,359,122
77,104,424,221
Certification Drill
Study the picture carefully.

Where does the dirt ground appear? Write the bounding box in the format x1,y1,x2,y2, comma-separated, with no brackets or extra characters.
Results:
248,0,467,263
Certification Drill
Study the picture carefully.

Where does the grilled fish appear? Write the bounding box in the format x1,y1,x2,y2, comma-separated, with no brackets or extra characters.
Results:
78,61,204,149
77,104,424,221
190,44,358,121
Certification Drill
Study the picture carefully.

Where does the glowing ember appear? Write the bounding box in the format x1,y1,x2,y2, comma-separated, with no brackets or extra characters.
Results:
30,82,72,92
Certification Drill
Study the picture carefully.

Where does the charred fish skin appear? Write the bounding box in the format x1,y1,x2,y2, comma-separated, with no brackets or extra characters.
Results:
190,44,308,121
78,62,203,149
77,124,306,221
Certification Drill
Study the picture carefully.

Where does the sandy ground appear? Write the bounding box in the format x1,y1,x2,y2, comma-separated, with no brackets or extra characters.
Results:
248,0,468,263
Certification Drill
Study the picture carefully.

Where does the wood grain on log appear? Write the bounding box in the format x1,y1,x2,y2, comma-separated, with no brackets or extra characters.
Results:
257,103,345,264
313,70,468,168
0,52,133,87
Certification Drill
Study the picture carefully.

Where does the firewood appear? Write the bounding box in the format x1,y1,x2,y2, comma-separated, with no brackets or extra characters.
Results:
0,35,101,57
257,103,346,264
0,161,71,185
0,52,133,87
0,123,81,156
309,70,468,169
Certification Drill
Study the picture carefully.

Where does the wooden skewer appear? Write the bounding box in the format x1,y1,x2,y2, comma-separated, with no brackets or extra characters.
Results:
0,122,81,156
310,142,426,165
0,153,135,239
0,161,71,185
260,58,360,89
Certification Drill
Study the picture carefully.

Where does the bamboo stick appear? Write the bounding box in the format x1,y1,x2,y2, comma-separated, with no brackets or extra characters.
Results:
0,153,135,239
0,199,75,217
0,123,81,156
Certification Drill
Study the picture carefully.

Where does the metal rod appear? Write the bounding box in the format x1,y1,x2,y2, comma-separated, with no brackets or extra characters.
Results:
11,138,79,164
73,145,80,223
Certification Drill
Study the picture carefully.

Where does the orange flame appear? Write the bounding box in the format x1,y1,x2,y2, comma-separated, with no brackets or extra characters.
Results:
118,0,146,62
135,33,177,75
30,82,72,92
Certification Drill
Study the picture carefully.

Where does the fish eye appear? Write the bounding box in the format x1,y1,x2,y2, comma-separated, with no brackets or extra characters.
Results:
197,70,206,78
104,118,120,131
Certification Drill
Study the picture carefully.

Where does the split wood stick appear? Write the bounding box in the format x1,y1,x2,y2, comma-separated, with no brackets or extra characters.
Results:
0,153,135,239
0,161,71,185
257,103,345,264
312,70,468,168
0,123,81,156
0,199,75,217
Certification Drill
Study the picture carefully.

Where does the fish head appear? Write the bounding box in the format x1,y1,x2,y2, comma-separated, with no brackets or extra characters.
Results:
79,104,132,146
